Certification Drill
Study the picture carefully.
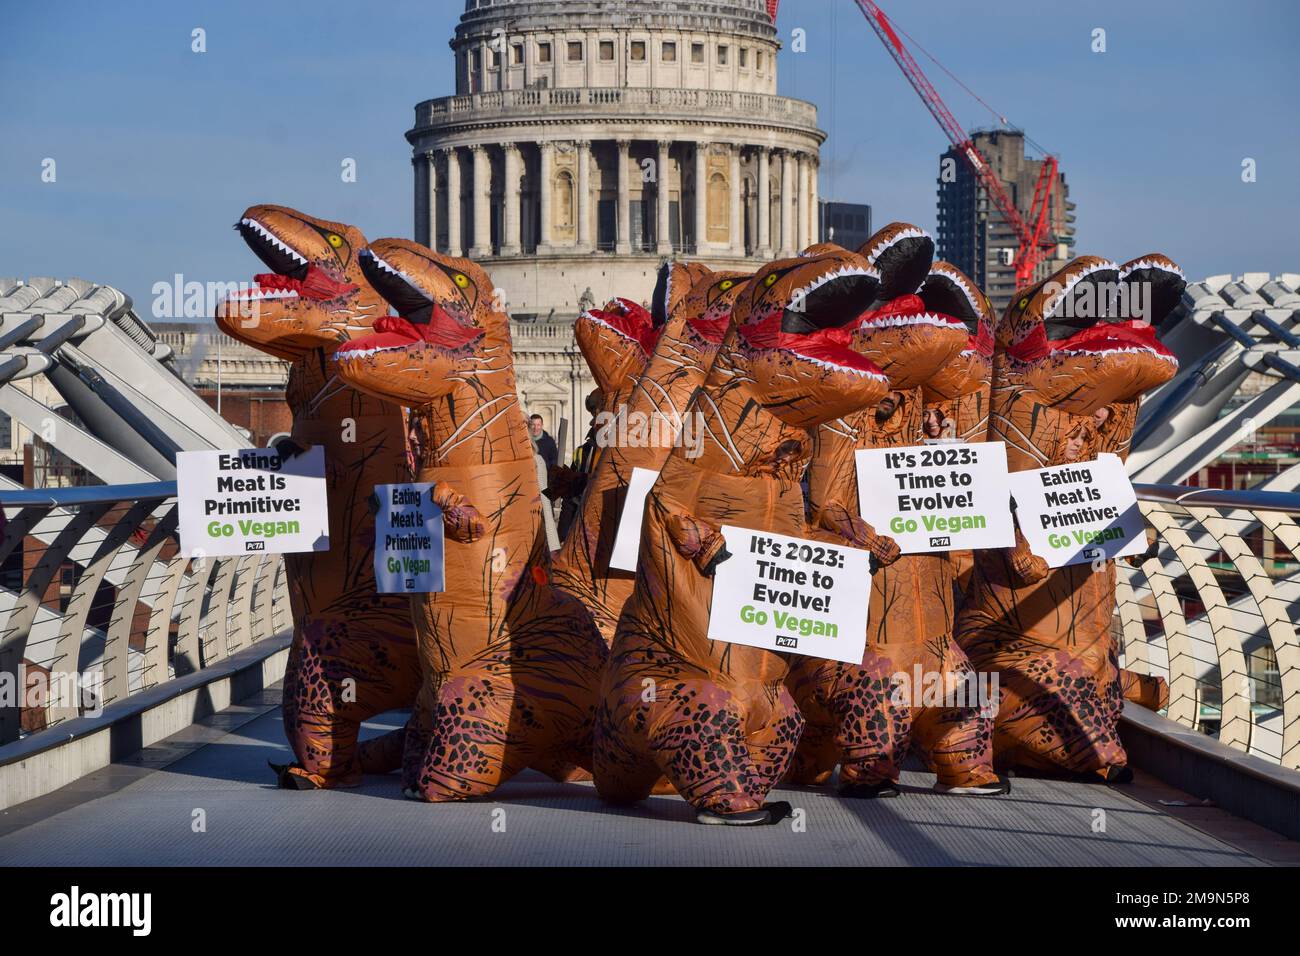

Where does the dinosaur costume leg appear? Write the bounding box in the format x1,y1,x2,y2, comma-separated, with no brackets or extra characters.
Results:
785,653,908,790
908,637,999,790
279,608,421,788
402,581,608,802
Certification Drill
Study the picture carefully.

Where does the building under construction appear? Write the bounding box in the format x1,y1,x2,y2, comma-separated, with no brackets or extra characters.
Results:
935,129,1076,313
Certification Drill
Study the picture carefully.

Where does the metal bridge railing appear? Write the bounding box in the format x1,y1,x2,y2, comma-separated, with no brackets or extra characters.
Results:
1121,483,1300,771
0,482,290,744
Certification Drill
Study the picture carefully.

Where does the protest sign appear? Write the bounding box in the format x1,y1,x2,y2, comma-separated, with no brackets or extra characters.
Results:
177,447,328,557
706,526,872,664
608,466,659,572
855,441,1014,553
373,482,444,593
1008,453,1146,568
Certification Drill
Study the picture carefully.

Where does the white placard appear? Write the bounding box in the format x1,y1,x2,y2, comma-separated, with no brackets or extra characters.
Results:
706,525,872,664
855,441,1015,553
608,466,660,572
177,447,329,557
373,482,444,593
1008,453,1146,568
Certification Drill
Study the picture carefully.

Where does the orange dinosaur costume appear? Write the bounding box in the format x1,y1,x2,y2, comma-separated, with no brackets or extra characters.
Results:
594,248,890,824
552,261,736,643
333,239,608,800
786,225,1006,797
214,205,418,789
954,254,1183,779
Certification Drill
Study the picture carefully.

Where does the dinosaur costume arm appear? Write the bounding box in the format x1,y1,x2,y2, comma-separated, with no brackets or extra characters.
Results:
664,511,731,576
429,482,486,543
1007,526,1050,584
812,500,901,566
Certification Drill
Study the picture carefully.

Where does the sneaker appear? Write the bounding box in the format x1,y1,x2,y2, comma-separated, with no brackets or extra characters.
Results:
837,780,901,799
933,775,1011,796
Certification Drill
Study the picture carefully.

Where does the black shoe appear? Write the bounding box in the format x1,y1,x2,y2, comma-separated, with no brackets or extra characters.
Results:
933,775,1011,796
695,807,772,826
268,760,319,790
763,800,793,824
837,780,901,799
1103,765,1134,784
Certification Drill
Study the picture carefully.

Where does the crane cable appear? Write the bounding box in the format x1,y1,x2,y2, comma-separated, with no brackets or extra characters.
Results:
887,11,1055,159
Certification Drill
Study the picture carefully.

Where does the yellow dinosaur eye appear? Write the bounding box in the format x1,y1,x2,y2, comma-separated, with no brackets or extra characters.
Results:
764,273,778,287
453,273,469,288
1019,297,1029,309
719,279,734,291
327,234,344,248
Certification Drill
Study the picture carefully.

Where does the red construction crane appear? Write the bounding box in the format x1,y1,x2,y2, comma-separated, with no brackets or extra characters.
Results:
853,0,1058,285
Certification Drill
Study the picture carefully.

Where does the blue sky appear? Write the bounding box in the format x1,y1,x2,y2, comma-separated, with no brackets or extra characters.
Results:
2,0,1296,315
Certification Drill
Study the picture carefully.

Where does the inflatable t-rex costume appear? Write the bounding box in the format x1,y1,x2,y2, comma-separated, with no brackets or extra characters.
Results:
954,254,1183,779
552,262,750,643
214,204,417,789
594,248,890,824
786,224,1006,796
333,239,608,800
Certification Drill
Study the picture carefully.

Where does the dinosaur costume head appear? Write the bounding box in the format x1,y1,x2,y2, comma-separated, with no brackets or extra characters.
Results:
216,204,377,360
733,249,889,429
999,254,1182,417
333,239,509,407
847,222,969,391
919,261,997,401
575,297,658,396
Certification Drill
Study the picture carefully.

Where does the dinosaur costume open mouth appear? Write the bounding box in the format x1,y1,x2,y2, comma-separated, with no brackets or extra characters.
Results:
230,217,358,303
335,250,483,358
741,266,888,380
919,267,994,357
582,298,660,356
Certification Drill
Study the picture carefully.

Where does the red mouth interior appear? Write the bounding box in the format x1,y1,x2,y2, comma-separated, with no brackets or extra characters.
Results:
588,298,660,354
229,266,358,303
853,293,968,332
740,314,885,376
335,308,482,357
688,314,732,345
1010,320,1172,363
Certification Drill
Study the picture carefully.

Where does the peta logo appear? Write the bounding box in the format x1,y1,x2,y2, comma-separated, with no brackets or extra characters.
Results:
775,635,798,649
245,540,266,551
929,536,951,547
50,886,151,936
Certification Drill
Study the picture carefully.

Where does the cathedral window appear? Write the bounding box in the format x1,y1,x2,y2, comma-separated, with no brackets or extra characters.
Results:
717,45,729,66
599,40,614,61
662,41,676,62
567,41,583,62
631,40,646,61
691,42,704,63
537,42,552,63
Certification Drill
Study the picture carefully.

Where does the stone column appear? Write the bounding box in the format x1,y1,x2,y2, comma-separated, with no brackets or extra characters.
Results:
502,143,522,256
427,152,439,251
757,147,771,256
808,154,820,245
444,147,462,256
538,141,554,252
779,149,794,256
470,144,491,258
794,152,808,251
656,140,672,254
576,139,592,250
413,153,429,245
729,144,743,256
616,138,631,254
693,142,707,252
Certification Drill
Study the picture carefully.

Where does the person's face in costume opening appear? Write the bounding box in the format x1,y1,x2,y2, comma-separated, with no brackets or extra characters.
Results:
876,391,903,424
1093,406,1112,431
923,408,944,438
